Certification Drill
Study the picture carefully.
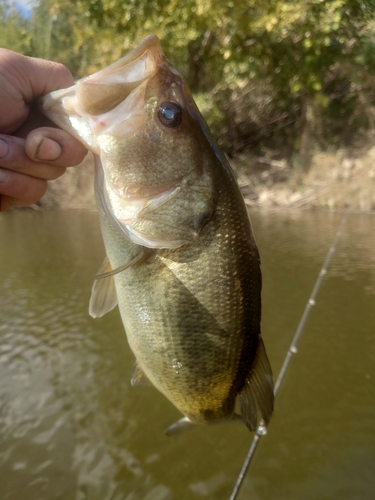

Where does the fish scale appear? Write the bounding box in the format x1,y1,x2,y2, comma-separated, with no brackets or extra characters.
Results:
98,161,264,426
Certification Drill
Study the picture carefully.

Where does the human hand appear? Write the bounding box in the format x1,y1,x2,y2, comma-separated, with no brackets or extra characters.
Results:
0,49,87,211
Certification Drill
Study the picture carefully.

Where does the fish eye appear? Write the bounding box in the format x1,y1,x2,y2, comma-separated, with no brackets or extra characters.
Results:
158,102,182,128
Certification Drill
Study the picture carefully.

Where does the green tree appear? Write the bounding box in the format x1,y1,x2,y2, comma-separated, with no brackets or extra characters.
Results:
0,0,32,54
4,0,375,167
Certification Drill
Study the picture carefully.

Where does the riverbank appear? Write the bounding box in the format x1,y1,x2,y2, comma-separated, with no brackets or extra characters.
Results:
38,146,375,212
234,146,375,212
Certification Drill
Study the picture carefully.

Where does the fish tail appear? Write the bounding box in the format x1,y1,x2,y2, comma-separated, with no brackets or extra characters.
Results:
238,337,274,431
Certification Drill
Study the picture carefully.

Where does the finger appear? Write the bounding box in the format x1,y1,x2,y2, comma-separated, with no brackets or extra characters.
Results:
1,49,74,97
23,54,74,98
0,168,47,211
0,134,66,180
26,127,87,167
0,50,75,134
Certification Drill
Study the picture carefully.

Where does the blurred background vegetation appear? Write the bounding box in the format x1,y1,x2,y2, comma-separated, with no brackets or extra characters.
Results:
2,0,375,172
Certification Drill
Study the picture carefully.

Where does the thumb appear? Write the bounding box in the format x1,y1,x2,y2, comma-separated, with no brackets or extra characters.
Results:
0,49,74,134
26,127,87,167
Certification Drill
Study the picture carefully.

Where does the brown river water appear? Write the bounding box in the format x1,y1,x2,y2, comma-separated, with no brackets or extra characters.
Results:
0,209,374,500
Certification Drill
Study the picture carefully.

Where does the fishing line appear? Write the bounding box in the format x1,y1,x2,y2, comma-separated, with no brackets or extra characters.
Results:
229,214,347,500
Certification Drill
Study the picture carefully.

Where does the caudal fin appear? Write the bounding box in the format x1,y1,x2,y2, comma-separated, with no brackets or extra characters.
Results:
238,337,274,431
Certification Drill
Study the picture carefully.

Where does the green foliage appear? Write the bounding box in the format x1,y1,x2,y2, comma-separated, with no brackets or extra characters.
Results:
2,0,375,162
0,1,32,54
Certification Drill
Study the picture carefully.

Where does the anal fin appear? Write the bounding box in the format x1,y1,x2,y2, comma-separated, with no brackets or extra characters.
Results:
238,337,274,432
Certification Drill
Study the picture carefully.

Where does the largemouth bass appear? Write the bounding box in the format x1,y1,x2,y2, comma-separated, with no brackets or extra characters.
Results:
40,35,274,435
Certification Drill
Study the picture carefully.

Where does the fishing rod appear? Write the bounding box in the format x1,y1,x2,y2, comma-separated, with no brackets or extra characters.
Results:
229,214,347,500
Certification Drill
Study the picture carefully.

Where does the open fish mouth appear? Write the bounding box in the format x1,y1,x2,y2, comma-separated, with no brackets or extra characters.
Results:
39,36,166,152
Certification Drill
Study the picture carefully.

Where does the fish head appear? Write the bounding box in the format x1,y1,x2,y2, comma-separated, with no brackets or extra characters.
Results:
40,35,217,248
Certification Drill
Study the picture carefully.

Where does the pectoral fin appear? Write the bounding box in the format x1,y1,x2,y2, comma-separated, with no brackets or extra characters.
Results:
89,250,151,318
94,248,150,279
238,337,274,431
89,256,118,318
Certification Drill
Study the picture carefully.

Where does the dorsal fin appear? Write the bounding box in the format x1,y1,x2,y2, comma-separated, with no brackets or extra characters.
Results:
89,256,118,318
238,337,274,431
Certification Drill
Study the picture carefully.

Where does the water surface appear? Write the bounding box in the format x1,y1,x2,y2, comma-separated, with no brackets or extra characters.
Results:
0,210,374,499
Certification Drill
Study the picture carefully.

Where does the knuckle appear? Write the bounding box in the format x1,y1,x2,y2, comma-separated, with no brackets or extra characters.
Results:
53,62,74,89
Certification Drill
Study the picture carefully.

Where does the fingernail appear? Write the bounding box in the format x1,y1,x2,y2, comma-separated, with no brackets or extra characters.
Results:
0,138,10,159
35,137,62,161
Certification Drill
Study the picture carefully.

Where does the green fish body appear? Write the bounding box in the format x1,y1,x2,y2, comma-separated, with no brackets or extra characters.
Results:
40,35,274,434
